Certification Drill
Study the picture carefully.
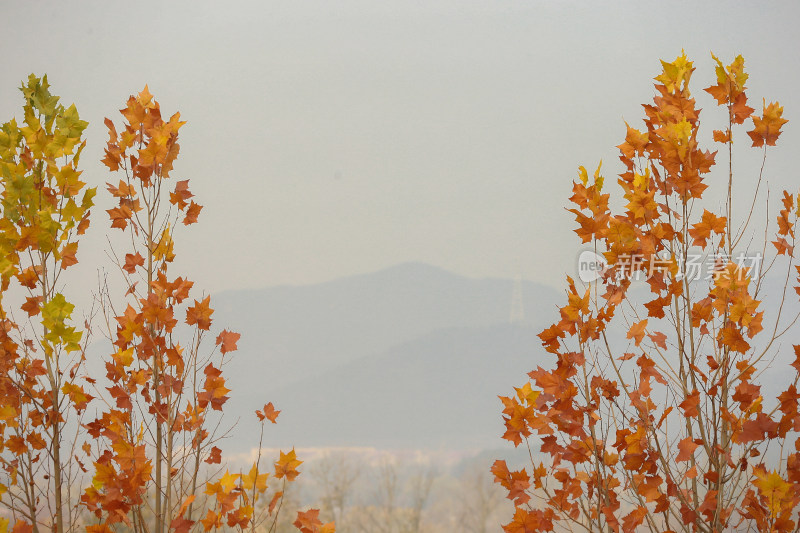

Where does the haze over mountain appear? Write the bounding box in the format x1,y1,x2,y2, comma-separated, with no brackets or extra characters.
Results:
213,262,561,452
81,260,797,455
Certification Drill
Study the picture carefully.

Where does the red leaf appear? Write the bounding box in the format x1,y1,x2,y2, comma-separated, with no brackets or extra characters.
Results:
205,446,222,465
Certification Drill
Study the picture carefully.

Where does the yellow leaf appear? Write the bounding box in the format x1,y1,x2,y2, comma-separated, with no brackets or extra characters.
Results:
219,470,239,494
655,50,693,94
153,225,175,262
577,166,588,186
0,405,18,427
242,463,269,493
633,171,649,190
753,469,791,515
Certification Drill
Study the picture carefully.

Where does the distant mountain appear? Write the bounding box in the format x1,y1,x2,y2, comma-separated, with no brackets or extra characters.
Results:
209,263,561,452
225,323,546,452
214,262,558,389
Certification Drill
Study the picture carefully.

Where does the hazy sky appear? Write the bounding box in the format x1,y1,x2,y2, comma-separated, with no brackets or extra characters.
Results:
2,0,799,308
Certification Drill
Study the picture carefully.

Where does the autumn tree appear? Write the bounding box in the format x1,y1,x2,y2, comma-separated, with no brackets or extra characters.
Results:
82,86,333,533
495,52,796,532
0,79,332,533
0,74,95,533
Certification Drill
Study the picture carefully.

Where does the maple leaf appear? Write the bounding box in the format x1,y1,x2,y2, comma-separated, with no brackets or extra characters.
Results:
107,205,133,230
60,242,79,269
21,296,43,317
293,509,335,533
731,92,755,124
136,85,155,108
293,509,320,533
491,460,531,506
183,201,202,225
170,179,193,209
617,123,649,158
773,236,794,256
243,463,269,493
153,225,175,262
186,295,213,330
713,129,731,143
655,51,694,95
123,253,144,274
753,469,792,515
268,491,283,514
732,381,760,410
205,446,222,465
215,329,240,354
679,389,700,418
218,470,239,494
198,364,230,411
274,448,302,481
648,331,667,349
627,319,648,346
226,507,252,529
718,323,750,353
256,402,280,423
792,345,800,374
689,209,726,247
17,265,42,288
502,508,553,533
747,100,789,147
169,515,193,533
200,510,220,532
170,495,196,533
5,436,27,456
622,506,647,533
676,438,700,462
61,382,93,411
736,412,778,443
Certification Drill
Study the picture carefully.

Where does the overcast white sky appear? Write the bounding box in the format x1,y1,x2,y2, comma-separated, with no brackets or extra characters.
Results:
2,0,799,309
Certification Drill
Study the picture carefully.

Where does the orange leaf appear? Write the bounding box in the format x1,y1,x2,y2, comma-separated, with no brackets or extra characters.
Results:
21,296,43,317
123,253,144,274
747,100,789,147
648,331,667,349
293,509,335,533
186,295,214,330
676,438,700,462
274,448,302,481
268,491,283,514
183,201,202,225
712,129,731,143
622,506,647,533
215,329,241,354
60,242,79,269
627,319,648,346
256,402,280,424
170,179,193,209
679,389,700,418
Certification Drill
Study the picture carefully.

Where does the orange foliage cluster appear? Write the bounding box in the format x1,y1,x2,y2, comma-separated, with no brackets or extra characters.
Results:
496,53,797,533
0,79,331,533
